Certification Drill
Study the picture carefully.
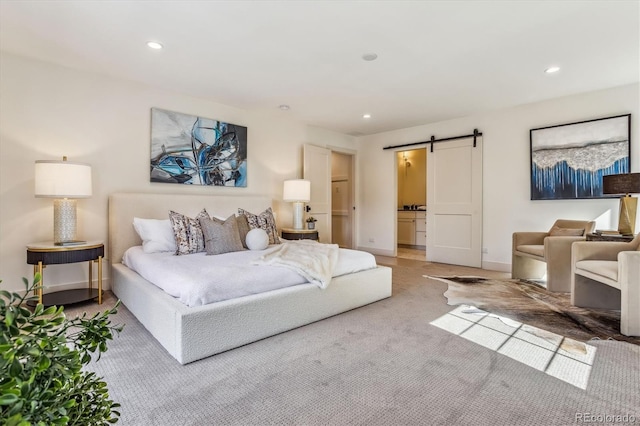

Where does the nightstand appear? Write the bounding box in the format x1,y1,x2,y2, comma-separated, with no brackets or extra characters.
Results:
26,241,104,306
281,228,319,241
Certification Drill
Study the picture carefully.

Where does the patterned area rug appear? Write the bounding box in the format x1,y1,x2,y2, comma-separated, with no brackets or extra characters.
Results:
426,275,640,346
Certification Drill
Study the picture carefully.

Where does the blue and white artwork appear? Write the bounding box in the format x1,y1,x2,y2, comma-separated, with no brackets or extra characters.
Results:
150,108,247,187
530,114,630,200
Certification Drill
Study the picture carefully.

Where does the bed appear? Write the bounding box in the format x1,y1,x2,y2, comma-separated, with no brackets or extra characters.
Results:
109,192,392,364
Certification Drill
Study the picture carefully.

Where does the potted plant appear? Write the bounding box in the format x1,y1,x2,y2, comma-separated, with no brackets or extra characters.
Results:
306,216,317,230
0,274,123,425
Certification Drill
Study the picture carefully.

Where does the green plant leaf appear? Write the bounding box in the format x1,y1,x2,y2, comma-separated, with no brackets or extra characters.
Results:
4,413,25,426
42,306,57,316
25,347,41,356
9,358,23,376
38,356,51,370
1,276,123,424
0,393,19,405
5,310,14,327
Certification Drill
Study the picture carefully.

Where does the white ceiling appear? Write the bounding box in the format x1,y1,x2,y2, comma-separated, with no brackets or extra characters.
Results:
1,1,638,136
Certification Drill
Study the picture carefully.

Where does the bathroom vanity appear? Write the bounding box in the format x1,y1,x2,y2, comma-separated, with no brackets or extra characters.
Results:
397,210,426,248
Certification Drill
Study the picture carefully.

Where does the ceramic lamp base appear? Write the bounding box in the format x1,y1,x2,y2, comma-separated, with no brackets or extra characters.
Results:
53,198,78,244
292,201,304,230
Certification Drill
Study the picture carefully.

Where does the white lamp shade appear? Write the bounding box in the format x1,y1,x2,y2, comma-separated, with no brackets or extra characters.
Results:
283,179,310,202
35,160,92,198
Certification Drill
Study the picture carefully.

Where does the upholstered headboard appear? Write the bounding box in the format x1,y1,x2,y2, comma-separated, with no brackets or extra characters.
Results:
108,192,275,264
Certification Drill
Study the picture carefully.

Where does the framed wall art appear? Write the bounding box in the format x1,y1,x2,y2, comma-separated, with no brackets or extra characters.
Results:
530,114,630,200
150,108,247,187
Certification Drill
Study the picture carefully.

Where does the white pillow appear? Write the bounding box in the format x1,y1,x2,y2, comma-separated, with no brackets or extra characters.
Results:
245,228,269,251
133,217,177,253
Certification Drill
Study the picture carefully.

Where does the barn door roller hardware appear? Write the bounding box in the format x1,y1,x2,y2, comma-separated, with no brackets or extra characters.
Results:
383,129,482,152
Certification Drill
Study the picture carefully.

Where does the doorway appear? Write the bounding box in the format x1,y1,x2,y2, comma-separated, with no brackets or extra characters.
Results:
303,144,355,247
331,151,354,248
397,148,427,260
392,135,483,267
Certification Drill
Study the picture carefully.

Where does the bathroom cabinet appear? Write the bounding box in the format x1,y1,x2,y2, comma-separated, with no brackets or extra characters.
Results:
398,210,426,248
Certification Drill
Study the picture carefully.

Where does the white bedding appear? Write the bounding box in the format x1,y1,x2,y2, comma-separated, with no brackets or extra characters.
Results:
122,245,377,307
253,240,339,289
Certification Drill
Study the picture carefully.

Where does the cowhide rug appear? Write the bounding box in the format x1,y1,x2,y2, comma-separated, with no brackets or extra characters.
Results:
426,275,640,346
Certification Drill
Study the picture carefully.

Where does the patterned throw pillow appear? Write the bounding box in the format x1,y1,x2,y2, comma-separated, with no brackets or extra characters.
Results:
238,207,280,245
199,215,244,255
169,209,209,255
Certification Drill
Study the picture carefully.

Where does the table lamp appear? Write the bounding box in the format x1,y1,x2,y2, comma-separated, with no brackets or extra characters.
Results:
603,172,640,235
283,179,310,230
35,156,93,245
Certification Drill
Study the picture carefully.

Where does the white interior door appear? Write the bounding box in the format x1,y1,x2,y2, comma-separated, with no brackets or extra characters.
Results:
426,136,482,267
304,144,331,243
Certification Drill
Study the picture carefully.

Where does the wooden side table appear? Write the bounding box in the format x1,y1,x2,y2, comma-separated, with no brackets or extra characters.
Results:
26,241,104,306
281,228,319,241
586,233,635,242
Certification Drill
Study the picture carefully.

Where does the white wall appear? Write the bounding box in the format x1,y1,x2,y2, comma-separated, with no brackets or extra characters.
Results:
1,52,637,290
0,52,357,292
356,83,640,270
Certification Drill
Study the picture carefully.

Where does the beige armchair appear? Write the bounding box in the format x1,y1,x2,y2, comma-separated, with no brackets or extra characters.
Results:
571,235,640,336
512,219,596,292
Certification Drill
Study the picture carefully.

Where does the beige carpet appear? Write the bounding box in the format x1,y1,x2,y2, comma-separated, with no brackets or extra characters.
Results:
65,258,638,425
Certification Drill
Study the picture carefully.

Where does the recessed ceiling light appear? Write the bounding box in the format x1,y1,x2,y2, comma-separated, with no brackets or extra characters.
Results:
545,66,560,74
279,104,290,111
363,114,371,119
362,53,378,62
146,41,163,50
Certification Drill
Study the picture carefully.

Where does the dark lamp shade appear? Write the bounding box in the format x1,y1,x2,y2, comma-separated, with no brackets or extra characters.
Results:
602,173,640,195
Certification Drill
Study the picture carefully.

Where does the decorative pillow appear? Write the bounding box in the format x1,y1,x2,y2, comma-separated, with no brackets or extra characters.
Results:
199,215,244,255
238,207,280,245
132,218,177,254
235,214,251,248
245,228,269,251
169,209,209,255
549,226,584,237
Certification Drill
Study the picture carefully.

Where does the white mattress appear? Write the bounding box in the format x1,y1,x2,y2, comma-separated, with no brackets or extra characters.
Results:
122,245,377,307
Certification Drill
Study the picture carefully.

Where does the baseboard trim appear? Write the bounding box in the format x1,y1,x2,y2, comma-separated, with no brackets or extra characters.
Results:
482,260,510,273
357,246,396,257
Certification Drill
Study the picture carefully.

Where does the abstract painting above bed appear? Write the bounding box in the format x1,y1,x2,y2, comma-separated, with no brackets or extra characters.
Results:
150,108,248,187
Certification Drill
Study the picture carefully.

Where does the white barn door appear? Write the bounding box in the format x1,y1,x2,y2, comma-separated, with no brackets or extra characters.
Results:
426,137,482,267
303,144,331,243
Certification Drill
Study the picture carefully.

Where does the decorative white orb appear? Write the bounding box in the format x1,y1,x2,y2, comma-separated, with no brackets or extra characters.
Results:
246,228,269,250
